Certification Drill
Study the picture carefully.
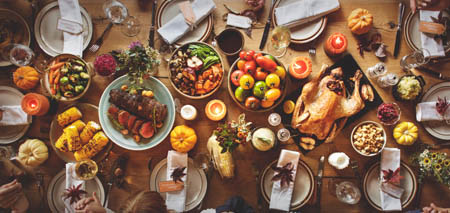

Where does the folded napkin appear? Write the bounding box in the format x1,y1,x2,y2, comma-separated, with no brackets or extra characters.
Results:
64,163,85,213
420,10,445,57
269,149,300,211
227,14,252,29
417,101,450,122
274,0,340,28
166,151,188,212
380,148,402,211
58,0,84,57
157,0,216,44
0,106,30,126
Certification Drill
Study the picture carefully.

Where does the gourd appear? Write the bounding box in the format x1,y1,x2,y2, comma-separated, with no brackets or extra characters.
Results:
393,122,418,145
207,135,234,179
170,125,197,153
13,66,40,90
347,8,373,35
18,139,48,167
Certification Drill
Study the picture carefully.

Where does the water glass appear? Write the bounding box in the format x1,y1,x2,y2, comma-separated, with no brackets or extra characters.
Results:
121,16,141,37
277,128,291,142
328,179,361,205
400,48,430,70
9,44,34,67
268,113,282,126
103,0,128,24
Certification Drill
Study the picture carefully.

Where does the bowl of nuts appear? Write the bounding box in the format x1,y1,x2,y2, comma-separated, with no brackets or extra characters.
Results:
351,121,386,157
168,42,224,99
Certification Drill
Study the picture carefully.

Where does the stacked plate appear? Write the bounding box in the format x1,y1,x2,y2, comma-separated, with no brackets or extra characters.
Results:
0,86,31,144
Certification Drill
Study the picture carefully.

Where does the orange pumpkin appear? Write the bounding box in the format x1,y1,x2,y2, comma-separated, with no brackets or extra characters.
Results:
347,8,373,35
170,125,197,153
13,66,40,90
289,57,312,79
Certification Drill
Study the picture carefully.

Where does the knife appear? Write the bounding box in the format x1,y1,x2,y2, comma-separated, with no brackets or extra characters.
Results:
393,2,405,57
251,163,263,212
259,0,275,50
417,66,450,80
103,154,129,207
148,0,157,48
316,156,325,209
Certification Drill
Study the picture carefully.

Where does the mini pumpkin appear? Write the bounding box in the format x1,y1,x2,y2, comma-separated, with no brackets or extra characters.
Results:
170,125,197,153
13,66,40,90
347,8,373,35
393,122,418,145
18,139,49,167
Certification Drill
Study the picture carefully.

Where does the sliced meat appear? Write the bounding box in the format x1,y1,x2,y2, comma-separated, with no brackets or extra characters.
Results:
108,105,120,117
132,119,144,135
117,110,130,127
139,122,155,139
127,115,137,131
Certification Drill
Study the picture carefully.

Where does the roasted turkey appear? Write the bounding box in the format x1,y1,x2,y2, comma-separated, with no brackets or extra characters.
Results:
292,64,365,142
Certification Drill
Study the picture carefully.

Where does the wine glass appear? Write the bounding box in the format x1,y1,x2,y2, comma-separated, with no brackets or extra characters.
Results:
103,0,128,24
75,159,98,180
121,16,141,37
328,179,361,204
7,44,34,67
400,48,430,70
268,26,291,58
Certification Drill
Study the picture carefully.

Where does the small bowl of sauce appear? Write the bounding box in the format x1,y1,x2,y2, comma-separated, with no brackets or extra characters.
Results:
215,28,244,56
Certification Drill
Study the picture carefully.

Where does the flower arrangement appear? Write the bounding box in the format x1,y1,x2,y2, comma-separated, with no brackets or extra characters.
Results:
412,149,450,189
94,54,117,76
213,114,252,153
112,41,160,86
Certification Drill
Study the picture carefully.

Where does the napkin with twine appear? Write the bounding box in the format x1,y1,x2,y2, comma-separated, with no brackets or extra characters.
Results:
166,150,188,212
416,101,450,122
58,0,84,57
420,10,445,57
0,106,30,126
274,0,340,28
380,148,402,211
64,163,86,213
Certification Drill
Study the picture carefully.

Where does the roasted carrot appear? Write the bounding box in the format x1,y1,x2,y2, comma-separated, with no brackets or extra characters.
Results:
50,62,65,71
49,69,54,84
51,87,56,95
54,72,61,84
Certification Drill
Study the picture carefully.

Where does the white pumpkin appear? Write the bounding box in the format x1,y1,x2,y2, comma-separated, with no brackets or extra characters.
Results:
18,139,48,167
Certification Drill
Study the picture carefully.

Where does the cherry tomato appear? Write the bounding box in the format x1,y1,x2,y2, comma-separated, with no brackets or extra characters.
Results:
245,96,261,110
264,88,281,102
261,100,275,108
239,51,247,60
231,70,244,86
239,51,254,61
237,60,246,71
254,67,268,81
244,60,257,75
256,55,277,72
239,74,255,90
247,50,255,59
254,52,263,58
265,73,280,88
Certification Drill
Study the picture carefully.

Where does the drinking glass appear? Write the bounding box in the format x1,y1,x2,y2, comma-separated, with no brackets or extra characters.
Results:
75,159,98,180
268,26,291,58
103,0,128,24
9,44,34,67
268,113,282,126
277,128,291,142
328,179,361,204
400,48,430,70
121,16,141,37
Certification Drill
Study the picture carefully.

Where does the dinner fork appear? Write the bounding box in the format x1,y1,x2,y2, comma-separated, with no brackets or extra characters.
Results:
88,22,113,53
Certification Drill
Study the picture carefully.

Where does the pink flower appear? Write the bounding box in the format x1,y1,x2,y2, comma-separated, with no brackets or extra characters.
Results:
128,41,143,49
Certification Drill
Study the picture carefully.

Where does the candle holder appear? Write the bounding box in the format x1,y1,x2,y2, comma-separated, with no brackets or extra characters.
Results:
324,33,348,57
205,99,226,121
21,93,50,116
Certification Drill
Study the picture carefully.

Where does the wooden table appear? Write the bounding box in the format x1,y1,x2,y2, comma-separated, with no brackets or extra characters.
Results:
1,0,449,212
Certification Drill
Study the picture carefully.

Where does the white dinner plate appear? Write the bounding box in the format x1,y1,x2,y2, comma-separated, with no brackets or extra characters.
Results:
47,170,105,213
0,86,31,144
0,8,31,67
260,159,315,210
420,81,450,140
156,0,213,46
272,0,327,44
149,158,207,212
404,10,450,54
34,1,93,57
363,162,417,211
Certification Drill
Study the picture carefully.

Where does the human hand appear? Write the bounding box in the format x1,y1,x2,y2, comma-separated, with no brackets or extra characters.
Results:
0,180,22,209
410,0,450,13
74,192,106,213
423,203,450,213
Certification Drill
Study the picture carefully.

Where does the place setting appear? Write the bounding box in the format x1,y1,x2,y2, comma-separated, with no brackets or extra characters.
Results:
1,0,450,212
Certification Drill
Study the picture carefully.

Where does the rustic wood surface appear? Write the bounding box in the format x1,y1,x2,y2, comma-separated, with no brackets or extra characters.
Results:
0,0,449,212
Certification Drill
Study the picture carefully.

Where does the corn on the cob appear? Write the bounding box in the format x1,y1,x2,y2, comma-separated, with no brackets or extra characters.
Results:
55,132,69,152
74,131,109,161
57,107,82,127
207,135,234,178
65,125,82,152
63,120,86,132
80,121,101,145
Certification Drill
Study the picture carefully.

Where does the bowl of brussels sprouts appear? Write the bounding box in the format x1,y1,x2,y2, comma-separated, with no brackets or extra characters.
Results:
43,54,94,102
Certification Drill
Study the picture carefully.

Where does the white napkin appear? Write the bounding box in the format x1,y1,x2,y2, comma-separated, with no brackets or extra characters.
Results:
274,0,340,28
417,101,450,122
157,0,216,44
420,10,445,57
269,149,300,211
0,106,30,126
64,163,85,213
58,0,84,57
226,13,252,29
380,148,402,211
166,150,188,212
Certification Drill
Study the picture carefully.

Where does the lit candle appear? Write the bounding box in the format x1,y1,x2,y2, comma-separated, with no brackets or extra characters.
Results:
324,32,348,57
180,105,197,120
205,99,226,121
21,93,50,116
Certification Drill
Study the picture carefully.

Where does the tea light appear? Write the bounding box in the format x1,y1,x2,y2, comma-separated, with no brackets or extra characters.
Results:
21,93,50,116
205,99,226,121
180,105,197,120
324,32,348,57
